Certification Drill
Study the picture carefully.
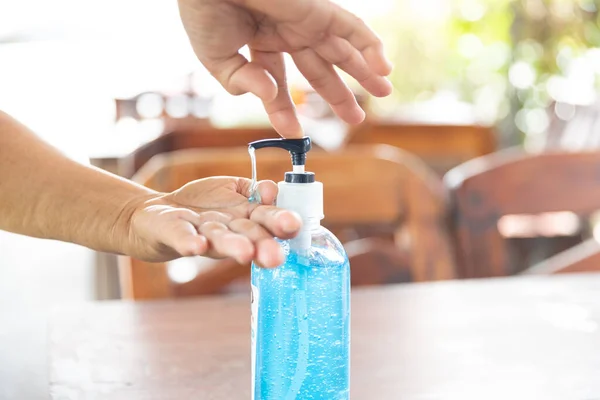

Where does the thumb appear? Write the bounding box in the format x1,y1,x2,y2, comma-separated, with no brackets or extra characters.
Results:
236,178,278,205
205,52,278,102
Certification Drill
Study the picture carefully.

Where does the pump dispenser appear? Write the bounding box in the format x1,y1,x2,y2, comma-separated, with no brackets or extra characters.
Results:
248,136,351,400
249,137,322,251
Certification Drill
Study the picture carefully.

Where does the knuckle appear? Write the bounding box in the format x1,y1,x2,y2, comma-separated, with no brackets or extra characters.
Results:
307,75,330,90
354,15,366,27
335,50,355,68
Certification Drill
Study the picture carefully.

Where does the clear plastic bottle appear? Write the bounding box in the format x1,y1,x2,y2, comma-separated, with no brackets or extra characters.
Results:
249,137,351,400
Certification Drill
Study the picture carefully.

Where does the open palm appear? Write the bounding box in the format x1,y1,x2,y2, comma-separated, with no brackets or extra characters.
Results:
128,177,300,267
178,0,393,138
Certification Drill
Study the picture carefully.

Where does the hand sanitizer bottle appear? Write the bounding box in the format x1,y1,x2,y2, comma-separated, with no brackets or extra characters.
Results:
248,136,351,400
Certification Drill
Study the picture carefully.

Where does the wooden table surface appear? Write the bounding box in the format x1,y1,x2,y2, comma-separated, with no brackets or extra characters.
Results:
49,274,600,400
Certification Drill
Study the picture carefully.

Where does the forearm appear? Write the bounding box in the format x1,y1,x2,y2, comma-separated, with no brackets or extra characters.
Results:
0,111,157,254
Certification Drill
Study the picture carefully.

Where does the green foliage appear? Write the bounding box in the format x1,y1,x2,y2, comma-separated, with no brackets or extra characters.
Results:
369,0,600,145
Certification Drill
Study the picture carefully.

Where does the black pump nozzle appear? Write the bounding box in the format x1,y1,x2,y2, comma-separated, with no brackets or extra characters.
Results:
248,136,311,166
248,136,314,183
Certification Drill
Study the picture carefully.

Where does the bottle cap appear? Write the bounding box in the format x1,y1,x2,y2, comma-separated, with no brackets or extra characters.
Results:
277,180,324,220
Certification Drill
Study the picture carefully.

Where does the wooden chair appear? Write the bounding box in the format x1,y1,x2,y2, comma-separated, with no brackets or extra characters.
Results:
542,99,600,151
346,119,496,175
118,144,456,299
445,149,600,279
117,127,278,178
521,238,600,275
495,99,600,277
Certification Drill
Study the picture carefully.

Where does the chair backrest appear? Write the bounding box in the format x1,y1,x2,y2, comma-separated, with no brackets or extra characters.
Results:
119,144,456,299
543,99,600,151
118,127,277,178
346,120,496,175
445,149,600,278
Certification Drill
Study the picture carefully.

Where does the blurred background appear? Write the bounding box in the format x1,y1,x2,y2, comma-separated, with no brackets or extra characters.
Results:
4,0,600,397
7,0,600,155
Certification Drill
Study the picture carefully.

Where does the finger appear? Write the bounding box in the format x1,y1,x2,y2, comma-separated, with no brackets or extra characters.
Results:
249,205,302,238
199,221,255,264
203,52,278,102
255,239,286,268
329,4,393,76
229,219,284,268
251,50,303,138
314,36,392,97
236,179,278,205
231,0,315,21
256,180,278,205
164,222,208,257
292,49,365,124
157,209,209,257
196,210,233,226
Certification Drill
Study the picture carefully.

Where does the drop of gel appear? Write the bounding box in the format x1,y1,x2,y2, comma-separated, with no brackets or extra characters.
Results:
248,146,262,204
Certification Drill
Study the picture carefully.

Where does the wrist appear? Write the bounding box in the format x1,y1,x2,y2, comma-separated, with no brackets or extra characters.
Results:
111,191,165,257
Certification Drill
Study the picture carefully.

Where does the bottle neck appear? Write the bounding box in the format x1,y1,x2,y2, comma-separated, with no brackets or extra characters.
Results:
299,216,321,232
290,217,321,252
